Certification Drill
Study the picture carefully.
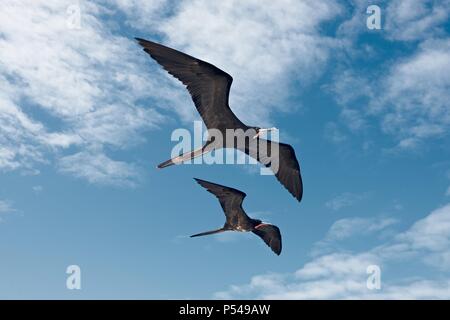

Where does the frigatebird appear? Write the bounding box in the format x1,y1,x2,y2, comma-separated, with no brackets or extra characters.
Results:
136,38,303,202
191,178,282,255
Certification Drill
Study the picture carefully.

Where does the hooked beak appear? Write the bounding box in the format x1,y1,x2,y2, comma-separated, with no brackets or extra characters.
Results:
253,127,278,139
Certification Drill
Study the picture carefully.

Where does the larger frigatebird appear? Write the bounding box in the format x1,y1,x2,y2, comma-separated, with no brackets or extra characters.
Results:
191,178,282,255
136,38,303,202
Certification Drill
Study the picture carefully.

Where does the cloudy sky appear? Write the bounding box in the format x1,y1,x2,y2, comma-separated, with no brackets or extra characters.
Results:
0,0,449,299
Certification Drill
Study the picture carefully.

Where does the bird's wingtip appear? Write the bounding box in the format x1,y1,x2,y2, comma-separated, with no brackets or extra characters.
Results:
289,180,303,202
193,177,206,185
134,37,150,47
273,246,282,256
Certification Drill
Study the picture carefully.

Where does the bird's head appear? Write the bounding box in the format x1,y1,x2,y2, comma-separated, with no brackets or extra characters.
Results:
252,127,278,139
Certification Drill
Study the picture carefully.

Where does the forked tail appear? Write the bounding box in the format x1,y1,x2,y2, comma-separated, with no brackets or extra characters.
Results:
190,228,226,238
157,145,212,169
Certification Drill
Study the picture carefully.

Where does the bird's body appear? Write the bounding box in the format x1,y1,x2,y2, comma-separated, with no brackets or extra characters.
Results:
136,38,303,202
191,178,282,255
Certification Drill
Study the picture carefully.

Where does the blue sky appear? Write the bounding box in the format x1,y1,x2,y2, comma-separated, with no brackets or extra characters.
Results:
1,0,450,299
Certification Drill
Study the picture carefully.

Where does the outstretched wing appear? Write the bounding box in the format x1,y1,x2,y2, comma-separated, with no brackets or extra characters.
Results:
245,139,303,202
136,38,243,130
194,178,249,224
252,223,282,255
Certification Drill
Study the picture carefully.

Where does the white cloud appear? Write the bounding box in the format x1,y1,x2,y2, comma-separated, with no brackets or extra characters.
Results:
390,204,450,269
324,122,348,144
327,68,374,106
32,185,43,193
0,200,15,223
384,0,450,41
330,38,450,150
58,150,140,187
0,1,164,184
337,0,450,42
335,0,367,38
215,252,380,300
0,89,79,172
215,203,450,299
376,39,450,148
373,280,450,300
325,192,369,211
333,2,450,149
74,104,163,148
0,200,14,214
340,108,367,132
312,216,397,256
330,1,450,151
109,0,168,30
324,217,397,241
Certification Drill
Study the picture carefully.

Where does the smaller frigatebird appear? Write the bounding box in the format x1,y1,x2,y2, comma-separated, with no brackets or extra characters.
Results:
191,178,282,255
